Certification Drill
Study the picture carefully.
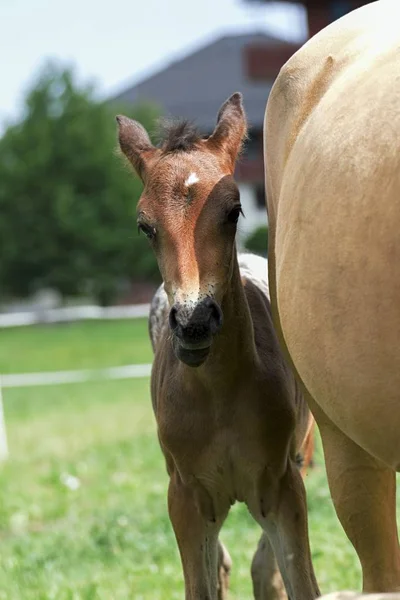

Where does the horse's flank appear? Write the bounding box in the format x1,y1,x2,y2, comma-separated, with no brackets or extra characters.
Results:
265,0,400,592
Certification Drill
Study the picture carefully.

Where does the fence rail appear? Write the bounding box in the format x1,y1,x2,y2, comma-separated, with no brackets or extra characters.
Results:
0,303,150,328
0,303,154,460
0,363,153,460
1,364,152,388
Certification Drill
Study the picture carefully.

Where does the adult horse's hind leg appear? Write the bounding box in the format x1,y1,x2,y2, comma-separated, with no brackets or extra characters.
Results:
217,541,232,600
317,411,400,592
251,532,286,600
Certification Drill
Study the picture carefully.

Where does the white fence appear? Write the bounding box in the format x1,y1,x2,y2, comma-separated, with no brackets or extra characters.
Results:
0,362,153,461
0,302,154,460
1,364,152,388
0,303,150,328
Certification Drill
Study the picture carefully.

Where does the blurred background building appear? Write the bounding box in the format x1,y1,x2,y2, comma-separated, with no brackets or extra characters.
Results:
112,32,280,243
113,0,373,246
0,0,374,310
253,1,372,37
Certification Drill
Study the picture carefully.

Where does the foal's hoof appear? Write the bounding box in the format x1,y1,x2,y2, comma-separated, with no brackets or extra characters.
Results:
218,541,232,600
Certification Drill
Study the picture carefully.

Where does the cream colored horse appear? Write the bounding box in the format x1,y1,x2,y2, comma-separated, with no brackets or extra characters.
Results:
265,0,400,593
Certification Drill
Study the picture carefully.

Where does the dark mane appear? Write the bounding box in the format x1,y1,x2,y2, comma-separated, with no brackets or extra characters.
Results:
158,118,203,153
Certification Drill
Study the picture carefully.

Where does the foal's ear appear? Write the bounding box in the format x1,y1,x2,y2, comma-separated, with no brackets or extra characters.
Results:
207,93,247,171
116,115,156,181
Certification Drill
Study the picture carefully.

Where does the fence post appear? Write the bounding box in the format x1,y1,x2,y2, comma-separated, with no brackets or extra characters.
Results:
0,376,9,461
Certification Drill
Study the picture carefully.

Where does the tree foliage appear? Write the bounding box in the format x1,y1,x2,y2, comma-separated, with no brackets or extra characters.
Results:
244,225,268,257
0,62,160,304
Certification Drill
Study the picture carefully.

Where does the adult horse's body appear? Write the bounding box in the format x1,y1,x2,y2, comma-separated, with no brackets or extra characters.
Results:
265,0,400,592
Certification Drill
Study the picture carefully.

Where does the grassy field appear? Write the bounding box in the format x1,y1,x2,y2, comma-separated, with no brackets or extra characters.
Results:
0,319,390,598
0,319,152,374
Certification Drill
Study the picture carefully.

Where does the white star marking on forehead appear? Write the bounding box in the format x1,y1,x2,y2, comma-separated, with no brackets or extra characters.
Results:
184,172,199,187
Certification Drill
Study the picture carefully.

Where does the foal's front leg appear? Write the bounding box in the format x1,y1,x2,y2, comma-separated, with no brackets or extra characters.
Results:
256,459,320,600
168,472,228,600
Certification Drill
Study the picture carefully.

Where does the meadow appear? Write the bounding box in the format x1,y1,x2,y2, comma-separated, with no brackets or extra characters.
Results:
0,318,384,599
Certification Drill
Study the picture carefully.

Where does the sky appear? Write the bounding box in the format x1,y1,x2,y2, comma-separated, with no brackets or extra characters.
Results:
0,0,306,129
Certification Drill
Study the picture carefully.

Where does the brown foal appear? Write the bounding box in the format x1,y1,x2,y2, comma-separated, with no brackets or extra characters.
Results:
117,93,319,600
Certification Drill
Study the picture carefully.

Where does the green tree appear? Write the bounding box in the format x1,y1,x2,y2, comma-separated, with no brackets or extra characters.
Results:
0,62,160,305
244,225,268,257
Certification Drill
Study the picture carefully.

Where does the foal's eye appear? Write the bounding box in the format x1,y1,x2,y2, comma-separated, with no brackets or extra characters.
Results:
226,205,244,225
137,222,156,240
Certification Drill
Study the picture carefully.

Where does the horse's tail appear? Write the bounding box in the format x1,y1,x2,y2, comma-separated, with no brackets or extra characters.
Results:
300,415,316,477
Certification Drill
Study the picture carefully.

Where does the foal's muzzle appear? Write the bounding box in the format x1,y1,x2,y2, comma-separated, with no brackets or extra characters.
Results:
169,297,223,367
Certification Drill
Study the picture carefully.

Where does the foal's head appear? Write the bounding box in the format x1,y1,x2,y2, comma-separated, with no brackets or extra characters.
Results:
117,93,247,366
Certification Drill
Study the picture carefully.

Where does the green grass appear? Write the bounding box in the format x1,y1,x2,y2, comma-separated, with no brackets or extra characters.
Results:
0,379,363,600
0,319,151,374
0,321,390,598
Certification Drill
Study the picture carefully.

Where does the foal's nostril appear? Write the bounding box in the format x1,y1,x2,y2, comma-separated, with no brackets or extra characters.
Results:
169,305,179,331
169,298,223,341
205,298,223,334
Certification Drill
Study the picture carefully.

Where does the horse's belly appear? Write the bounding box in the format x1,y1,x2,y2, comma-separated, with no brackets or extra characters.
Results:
277,235,400,467
275,63,400,468
264,0,400,468
277,205,400,467
279,275,400,469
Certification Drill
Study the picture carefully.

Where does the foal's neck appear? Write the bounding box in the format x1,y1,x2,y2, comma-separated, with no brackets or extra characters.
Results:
195,251,257,381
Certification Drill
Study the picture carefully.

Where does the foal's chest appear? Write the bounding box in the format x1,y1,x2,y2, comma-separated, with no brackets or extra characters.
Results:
156,381,288,517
